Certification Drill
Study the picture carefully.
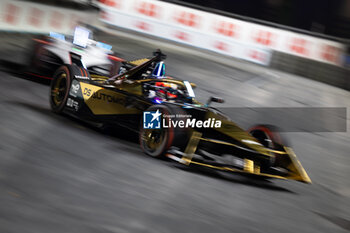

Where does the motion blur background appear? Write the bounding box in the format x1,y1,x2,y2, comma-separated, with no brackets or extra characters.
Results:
3,0,349,87
0,0,349,233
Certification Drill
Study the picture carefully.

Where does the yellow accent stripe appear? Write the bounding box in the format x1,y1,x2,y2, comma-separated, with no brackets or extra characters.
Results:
182,131,202,165
254,165,261,174
199,137,287,155
244,159,254,173
90,74,109,81
128,58,150,66
284,147,312,183
182,158,288,180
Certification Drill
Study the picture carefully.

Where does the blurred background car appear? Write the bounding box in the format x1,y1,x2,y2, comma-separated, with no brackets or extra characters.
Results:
27,25,123,79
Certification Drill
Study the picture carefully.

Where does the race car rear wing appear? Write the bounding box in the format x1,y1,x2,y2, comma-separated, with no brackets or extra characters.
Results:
106,49,166,84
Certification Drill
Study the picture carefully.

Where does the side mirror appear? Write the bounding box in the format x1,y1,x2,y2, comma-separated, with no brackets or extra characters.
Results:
206,96,225,106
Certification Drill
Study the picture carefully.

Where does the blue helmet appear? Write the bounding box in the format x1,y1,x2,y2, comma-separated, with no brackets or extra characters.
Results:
152,61,165,78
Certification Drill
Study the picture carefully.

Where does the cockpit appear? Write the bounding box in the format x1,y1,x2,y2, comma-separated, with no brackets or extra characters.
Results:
106,50,197,104
138,61,195,104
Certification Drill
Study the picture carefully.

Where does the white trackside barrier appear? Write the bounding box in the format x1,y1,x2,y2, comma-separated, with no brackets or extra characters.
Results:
97,0,346,66
0,0,345,66
0,0,98,34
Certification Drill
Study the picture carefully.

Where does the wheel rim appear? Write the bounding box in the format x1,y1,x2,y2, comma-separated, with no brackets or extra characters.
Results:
51,72,67,107
141,128,167,156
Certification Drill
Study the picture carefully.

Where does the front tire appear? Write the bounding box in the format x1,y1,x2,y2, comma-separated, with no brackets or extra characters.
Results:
139,104,190,158
247,124,287,149
248,124,289,168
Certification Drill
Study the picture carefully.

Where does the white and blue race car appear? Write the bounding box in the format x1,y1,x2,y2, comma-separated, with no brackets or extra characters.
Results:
27,26,123,80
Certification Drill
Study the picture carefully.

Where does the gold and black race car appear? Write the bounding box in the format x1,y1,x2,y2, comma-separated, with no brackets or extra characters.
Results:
50,50,311,183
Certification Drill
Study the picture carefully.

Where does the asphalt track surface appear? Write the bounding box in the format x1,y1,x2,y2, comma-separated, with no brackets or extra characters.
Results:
0,30,349,233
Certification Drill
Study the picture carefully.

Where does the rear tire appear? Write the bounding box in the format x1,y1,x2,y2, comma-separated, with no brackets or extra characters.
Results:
50,66,71,113
50,65,89,113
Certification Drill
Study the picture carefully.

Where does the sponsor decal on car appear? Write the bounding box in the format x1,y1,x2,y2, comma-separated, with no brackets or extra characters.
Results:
69,80,80,97
83,87,125,105
69,80,83,99
74,75,89,80
66,98,79,111
79,82,140,115
71,83,79,93
143,110,221,129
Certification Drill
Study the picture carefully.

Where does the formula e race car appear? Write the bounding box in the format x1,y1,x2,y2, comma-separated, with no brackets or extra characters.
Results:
49,49,311,183
27,26,122,80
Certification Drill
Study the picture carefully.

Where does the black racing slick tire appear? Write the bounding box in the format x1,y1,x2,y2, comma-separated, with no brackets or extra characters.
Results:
247,124,288,149
248,124,289,168
139,104,191,158
49,65,89,113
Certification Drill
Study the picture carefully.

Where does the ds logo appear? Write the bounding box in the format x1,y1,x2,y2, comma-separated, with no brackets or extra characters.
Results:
143,110,161,129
